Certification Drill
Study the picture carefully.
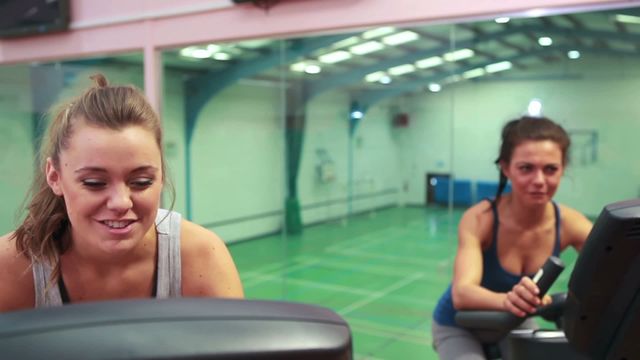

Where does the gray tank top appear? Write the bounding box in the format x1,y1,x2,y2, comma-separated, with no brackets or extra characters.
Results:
32,208,182,307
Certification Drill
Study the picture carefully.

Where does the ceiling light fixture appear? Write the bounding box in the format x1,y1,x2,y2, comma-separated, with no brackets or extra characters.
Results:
538,36,553,46
318,50,352,64
415,56,444,69
331,36,361,50
614,14,640,24
379,76,392,84
179,46,212,59
443,48,475,62
485,61,513,73
388,64,416,76
462,68,486,79
212,52,231,61
362,27,396,39
382,31,420,46
349,41,385,55
365,71,387,82
304,64,322,74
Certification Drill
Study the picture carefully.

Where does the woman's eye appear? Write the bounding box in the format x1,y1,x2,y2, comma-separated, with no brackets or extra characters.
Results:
82,180,106,188
544,166,559,174
130,179,154,189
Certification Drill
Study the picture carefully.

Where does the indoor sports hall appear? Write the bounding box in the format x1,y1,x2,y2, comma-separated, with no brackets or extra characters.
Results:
1,1,639,359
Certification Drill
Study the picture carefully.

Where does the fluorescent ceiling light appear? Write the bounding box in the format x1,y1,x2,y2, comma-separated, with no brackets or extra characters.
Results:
349,41,385,55
365,71,387,82
362,26,396,39
237,39,271,49
485,61,513,73
207,44,221,53
615,14,640,24
290,62,322,74
495,17,510,24
290,62,307,72
318,50,352,64
428,83,441,92
443,48,475,62
379,76,392,84
567,50,581,59
415,56,443,69
443,74,462,84
179,46,212,59
331,36,361,49
382,31,420,46
212,52,231,61
388,64,416,76
304,64,322,74
538,37,553,46
462,68,486,79
528,98,543,117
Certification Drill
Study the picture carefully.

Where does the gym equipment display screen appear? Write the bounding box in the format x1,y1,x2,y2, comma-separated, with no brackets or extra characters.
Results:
0,0,70,38
564,198,640,359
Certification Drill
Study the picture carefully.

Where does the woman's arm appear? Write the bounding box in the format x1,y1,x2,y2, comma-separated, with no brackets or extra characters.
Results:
451,203,543,317
0,233,35,312
180,221,244,299
451,202,508,311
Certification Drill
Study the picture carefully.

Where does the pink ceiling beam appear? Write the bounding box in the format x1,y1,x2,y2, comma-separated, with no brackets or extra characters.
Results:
0,0,637,64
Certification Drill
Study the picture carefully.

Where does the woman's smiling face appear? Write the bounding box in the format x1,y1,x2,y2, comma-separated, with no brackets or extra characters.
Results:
46,120,163,255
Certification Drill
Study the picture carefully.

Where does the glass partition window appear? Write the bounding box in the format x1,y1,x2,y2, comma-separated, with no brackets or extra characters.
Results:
2,5,640,360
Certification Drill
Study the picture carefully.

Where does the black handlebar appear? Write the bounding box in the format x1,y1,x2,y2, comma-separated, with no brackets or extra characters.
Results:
532,256,565,297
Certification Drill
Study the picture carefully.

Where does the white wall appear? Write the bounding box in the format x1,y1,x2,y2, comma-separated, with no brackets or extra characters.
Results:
191,81,285,241
298,90,402,225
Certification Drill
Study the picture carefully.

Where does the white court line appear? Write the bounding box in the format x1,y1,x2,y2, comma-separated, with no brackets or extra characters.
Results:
324,227,409,253
328,248,436,268
245,273,376,296
310,257,425,278
242,258,322,288
246,271,443,307
339,272,425,315
240,262,291,281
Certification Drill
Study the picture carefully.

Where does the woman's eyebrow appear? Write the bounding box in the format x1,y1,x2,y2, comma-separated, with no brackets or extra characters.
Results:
73,166,158,174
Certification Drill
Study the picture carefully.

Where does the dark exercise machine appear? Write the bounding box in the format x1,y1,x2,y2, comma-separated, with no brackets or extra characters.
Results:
456,198,640,359
0,297,352,359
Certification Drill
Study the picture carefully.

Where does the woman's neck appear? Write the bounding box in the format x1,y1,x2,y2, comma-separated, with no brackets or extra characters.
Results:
502,195,552,229
62,227,156,275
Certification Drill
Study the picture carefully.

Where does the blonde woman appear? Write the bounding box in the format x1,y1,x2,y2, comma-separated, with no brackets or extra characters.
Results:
0,74,243,312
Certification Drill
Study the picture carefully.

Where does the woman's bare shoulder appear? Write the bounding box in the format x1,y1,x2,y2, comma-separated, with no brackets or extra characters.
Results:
557,203,593,250
460,199,495,228
0,232,35,312
179,220,243,298
179,220,227,256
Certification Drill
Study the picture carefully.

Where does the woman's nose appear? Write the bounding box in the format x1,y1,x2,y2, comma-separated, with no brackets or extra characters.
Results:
107,185,133,211
532,170,545,184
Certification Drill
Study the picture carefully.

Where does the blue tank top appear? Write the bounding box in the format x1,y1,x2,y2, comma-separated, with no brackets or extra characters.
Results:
432,200,561,326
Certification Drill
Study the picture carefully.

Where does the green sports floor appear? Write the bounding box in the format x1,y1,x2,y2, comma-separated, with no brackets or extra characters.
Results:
229,206,579,360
